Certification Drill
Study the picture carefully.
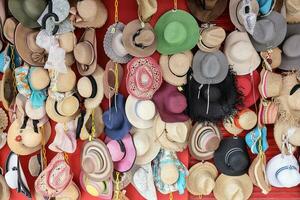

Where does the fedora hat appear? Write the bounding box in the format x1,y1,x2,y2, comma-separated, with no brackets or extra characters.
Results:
137,0,157,22
258,69,282,98
122,19,156,57
224,31,261,75
35,182,81,200
250,11,287,52
154,115,191,152
155,9,199,55
81,139,113,181
187,162,218,196
286,0,300,23
0,68,17,110
3,18,17,44
74,28,97,76
267,154,300,187
187,0,229,22
189,122,222,160
77,67,104,109
258,99,278,126
223,117,244,136
198,26,226,52
214,136,250,176
245,126,268,154
260,47,282,70
103,22,132,64
131,127,161,165
192,49,229,84
103,60,123,99
153,83,189,123
0,168,10,200
159,51,193,86
213,174,253,200
103,94,132,140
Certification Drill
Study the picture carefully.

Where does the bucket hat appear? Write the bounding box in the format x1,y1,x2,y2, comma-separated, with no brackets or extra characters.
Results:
286,0,300,23
258,69,282,98
245,126,268,154
260,47,282,70
198,25,226,52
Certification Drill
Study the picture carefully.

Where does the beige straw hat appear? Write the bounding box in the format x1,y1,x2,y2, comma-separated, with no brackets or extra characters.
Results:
198,26,226,52
258,69,283,99
286,0,300,24
3,17,17,44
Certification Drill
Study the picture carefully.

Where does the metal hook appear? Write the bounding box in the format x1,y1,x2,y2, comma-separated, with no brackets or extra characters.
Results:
41,0,60,35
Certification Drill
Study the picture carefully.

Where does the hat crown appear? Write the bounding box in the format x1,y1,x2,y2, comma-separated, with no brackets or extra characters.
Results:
136,65,153,91
195,172,215,195
77,77,93,98
74,41,94,65
160,163,179,185
227,150,249,171
202,86,222,102
166,122,188,143
276,165,300,187
107,140,125,162
134,133,150,156
225,181,244,200
104,110,124,130
286,0,300,13
198,130,220,151
77,0,98,20
201,27,226,48
164,21,187,45
283,35,300,58
57,96,79,116
136,100,156,120
112,31,128,57
200,54,221,78
205,0,218,9
27,32,44,53
134,29,155,46
169,53,191,76
24,0,46,19
230,41,253,61
165,93,187,114
253,19,275,43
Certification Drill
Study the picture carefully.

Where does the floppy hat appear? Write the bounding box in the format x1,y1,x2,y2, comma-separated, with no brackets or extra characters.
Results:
213,174,253,200
0,168,10,200
159,51,193,86
105,133,136,172
187,0,229,22
266,154,300,187
25,100,46,120
214,136,250,176
103,94,132,140
258,99,278,126
0,68,17,110
187,162,218,196
155,9,199,55
125,95,156,129
258,69,282,98
36,182,81,200
192,49,229,84
131,127,161,165
3,18,17,44
103,60,123,99
249,11,287,52
154,115,192,152
198,26,226,52
260,47,282,70
224,31,261,75
189,122,222,160
103,22,132,64
245,126,268,154
122,19,156,57
286,0,300,23
223,117,244,136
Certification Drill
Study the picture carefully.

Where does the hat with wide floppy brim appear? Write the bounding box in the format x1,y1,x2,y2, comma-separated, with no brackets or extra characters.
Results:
250,11,287,52
213,174,253,200
214,136,250,176
192,49,229,84
0,170,10,200
286,0,300,23
258,69,282,98
189,122,222,160
197,26,226,52
103,60,123,99
154,9,199,55
0,68,17,110
224,31,261,75
187,162,218,196
159,51,193,86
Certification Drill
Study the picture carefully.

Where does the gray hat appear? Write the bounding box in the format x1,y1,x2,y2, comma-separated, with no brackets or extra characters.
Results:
192,50,229,84
250,11,287,52
278,23,300,71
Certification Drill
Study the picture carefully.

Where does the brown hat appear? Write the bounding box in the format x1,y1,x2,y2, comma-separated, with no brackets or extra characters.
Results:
260,48,282,70
3,17,17,44
137,0,157,22
286,0,300,24
258,69,282,99
103,60,123,99
0,68,16,111
198,26,226,52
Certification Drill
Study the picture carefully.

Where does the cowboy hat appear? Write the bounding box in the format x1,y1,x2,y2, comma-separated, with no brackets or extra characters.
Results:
0,168,10,200
103,60,123,99
137,0,157,22
258,99,278,126
258,69,282,98
198,25,226,52
3,18,17,44
0,68,17,110
286,0,300,23
260,47,282,70
245,126,268,154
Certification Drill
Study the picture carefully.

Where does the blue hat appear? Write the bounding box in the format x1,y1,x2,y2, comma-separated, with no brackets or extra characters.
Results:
245,126,269,154
103,94,132,140
257,0,274,15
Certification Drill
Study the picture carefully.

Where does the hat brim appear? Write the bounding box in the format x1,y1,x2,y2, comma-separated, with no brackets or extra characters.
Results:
103,61,124,99
0,175,10,200
274,120,298,154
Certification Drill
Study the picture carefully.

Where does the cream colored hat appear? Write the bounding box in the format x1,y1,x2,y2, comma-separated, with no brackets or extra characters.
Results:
58,32,77,53
50,67,77,93
137,0,157,22
258,69,283,99
198,26,226,52
35,182,81,200
29,67,50,91
223,117,243,136
286,0,300,24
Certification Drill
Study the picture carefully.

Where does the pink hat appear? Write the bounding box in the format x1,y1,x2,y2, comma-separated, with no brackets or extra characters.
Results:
105,133,136,172
153,82,189,123
126,57,162,100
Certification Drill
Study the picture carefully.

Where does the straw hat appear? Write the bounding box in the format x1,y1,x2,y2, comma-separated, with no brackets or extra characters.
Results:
159,51,193,86
112,171,132,190
198,26,226,52
0,170,10,200
28,67,50,91
279,72,298,96
0,68,17,110
103,60,123,99
0,0,5,27
187,162,218,196
52,67,77,93
74,0,108,28
3,18,17,44
35,182,81,200
223,117,244,136
213,174,253,200
258,99,278,126
25,100,46,120
260,47,282,70
286,0,300,23
28,154,42,177
258,69,282,99
232,109,258,131
137,0,157,22
58,32,77,53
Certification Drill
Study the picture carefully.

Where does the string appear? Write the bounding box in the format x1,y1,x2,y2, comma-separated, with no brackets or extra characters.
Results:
173,0,177,10
114,172,121,200
169,192,174,200
40,125,48,168
89,109,96,141
115,0,119,23
10,45,18,95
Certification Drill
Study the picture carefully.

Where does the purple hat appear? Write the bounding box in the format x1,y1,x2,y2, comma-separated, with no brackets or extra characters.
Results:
153,82,189,123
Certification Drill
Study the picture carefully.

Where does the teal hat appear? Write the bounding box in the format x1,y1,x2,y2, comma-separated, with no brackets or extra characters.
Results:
257,0,274,15
155,10,200,55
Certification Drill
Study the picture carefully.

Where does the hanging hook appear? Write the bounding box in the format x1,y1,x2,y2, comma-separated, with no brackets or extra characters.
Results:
41,0,60,35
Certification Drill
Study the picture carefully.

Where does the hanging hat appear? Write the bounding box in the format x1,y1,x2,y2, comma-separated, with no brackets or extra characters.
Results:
28,67,50,91
0,168,10,200
260,47,282,70
236,70,260,108
103,60,123,99
131,127,161,165
154,115,191,152
36,182,81,200
103,94,132,140
49,67,76,94
198,26,226,52
249,11,287,52
214,136,250,176
258,69,282,98
103,22,132,64
153,83,189,123
105,133,136,172
126,57,162,100
245,126,268,154
224,31,261,75
111,171,132,191
0,68,17,110
155,9,199,55
3,18,17,44
74,0,108,28
159,51,193,86
57,32,77,53
188,122,222,160
122,19,156,57
137,0,157,22
192,49,229,84
223,117,243,136
232,109,258,131
28,154,42,177
257,0,277,16
266,154,300,188
0,0,6,27
213,174,253,200
74,28,97,76
25,100,46,120
279,72,299,96
187,0,229,22
286,0,300,23
258,99,278,126
187,162,218,196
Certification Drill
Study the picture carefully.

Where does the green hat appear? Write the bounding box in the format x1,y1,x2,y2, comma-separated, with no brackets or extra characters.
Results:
154,10,200,55
8,0,47,28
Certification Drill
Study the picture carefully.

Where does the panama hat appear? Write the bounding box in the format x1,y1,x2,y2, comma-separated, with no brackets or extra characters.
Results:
189,122,222,160
155,9,199,55
103,60,123,99
260,47,282,70
198,26,226,52
259,69,282,99
103,22,132,64
0,68,17,110
223,117,244,136
0,168,10,200
224,31,261,75
250,11,287,52
122,19,156,57
214,137,250,176
74,0,108,28
3,18,17,44
258,99,278,126
267,154,300,187
187,0,229,22
137,0,157,22
35,182,81,200
187,162,218,196
77,67,104,109
245,126,268,154
286,0,300,23
213,174,253,200
159,51,193,86
192,49,229,84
